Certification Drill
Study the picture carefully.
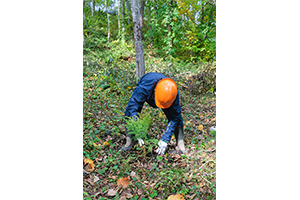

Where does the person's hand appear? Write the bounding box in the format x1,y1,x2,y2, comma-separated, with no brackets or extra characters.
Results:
138,138,144,147
155,140,168,155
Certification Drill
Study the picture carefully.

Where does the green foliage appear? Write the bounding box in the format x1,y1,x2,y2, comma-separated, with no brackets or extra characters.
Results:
83,1,216,199
125,113,152,141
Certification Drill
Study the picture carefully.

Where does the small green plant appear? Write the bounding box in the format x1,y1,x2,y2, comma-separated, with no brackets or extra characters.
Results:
125,112,152,140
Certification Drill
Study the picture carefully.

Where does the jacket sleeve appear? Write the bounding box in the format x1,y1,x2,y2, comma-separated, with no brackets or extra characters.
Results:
160,91,183,143
124,87,147,120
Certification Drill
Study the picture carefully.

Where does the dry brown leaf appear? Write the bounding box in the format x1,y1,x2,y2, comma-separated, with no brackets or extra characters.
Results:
137,188,143,195
130,171,136,177
124,192,133,198
167,194,185,200
84,158,95,172
120,196,126,200
117,177,130,188
85,178,94,186
107,189,117,196
93,176,100,183
186,194,197,199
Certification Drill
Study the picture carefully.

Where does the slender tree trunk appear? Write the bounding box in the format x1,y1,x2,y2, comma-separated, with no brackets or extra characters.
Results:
117,0,121,36
131,0,145,82
140,0,145,30
83,0,89,29
149,3,153,46
121,0,125,42
105,0,110,44
92,0,95,15
168,0,174,52
126,0,130,25
154,0,159,49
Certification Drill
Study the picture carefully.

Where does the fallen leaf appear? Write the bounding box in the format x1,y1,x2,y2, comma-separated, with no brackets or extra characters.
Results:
84,158,95,172
186,193,197,199
130,171,136,177
137,188,143,195
117,177,130,188
93,142,101,147
85,178,94,186
120,196,126,200
93,176,100,183
124,192,133,198
107,189,117,197
103,141,110,146
198,125,203,131
167,194,185,200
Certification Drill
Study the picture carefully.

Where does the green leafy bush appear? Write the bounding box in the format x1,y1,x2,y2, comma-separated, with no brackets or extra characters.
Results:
125,113,152,141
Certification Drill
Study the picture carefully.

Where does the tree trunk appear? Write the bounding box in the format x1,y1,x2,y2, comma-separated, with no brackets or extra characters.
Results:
117,0,121,36
140,0,145,30
121,0,125,41
105,0,110,44
149,3,153,46
168,0,174,52
126,0,130,25
154,0,159,49
83,0,89,29
131,0,145,83
92,0,95,15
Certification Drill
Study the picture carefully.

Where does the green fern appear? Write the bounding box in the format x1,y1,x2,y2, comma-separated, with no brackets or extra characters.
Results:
125,113,159,153
125,113,152,140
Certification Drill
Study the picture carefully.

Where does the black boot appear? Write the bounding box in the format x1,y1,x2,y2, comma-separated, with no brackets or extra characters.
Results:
170,126,187,154
120,126,134,151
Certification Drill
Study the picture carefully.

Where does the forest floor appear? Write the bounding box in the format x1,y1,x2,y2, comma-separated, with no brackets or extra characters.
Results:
83,57,216,200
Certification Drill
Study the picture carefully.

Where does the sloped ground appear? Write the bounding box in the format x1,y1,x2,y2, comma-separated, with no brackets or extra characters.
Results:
83,59,216,200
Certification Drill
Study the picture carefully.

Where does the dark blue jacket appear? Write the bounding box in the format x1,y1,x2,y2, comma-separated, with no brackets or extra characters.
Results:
124,72,183,143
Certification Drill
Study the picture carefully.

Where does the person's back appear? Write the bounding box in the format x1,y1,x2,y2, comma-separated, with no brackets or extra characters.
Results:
121,72,187,155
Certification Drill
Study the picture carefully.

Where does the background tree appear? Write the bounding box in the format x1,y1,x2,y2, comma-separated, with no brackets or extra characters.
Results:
131,0,145,82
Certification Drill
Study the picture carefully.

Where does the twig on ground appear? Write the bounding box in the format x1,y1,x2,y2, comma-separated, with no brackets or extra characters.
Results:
198,160,216,171
189,159,216,177
200,148,216,153
203,171,216,176
201,175,212,185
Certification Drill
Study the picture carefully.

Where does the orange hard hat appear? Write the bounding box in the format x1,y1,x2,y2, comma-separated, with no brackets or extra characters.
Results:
155,78,177,109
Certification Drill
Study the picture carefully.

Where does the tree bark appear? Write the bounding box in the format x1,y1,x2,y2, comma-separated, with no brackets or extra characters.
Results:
121,0,125,41
117,0,121,36
83,0,89,29
149,3,153,46
131,0,145,83
168,0,174,52
126,0,130,25
105,0,110,44
92,0,95,15
140,0,145,30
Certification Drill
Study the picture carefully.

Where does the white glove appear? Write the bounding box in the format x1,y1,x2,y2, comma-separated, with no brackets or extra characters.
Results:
155,140,168,155
138,138,144,147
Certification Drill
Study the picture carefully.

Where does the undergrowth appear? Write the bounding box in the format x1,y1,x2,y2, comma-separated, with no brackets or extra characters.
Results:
83,39,216,200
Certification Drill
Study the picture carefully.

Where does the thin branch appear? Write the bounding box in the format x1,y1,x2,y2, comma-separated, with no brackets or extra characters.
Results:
203,171,216,176
199,148,216,153
201,175,212,185
198,159,216,171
